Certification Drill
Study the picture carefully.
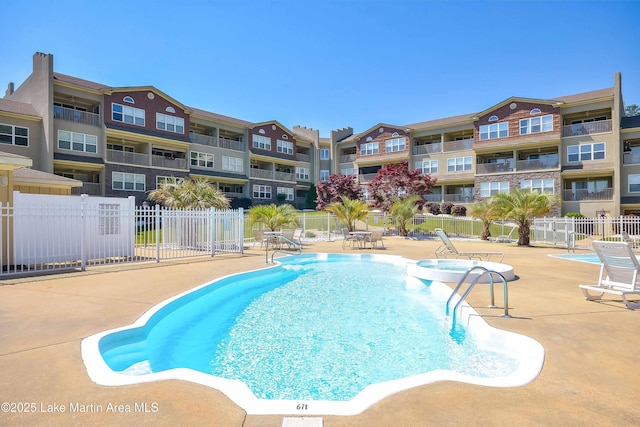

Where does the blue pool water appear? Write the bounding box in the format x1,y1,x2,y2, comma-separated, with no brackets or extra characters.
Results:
550,253,609,264
98,254,522,402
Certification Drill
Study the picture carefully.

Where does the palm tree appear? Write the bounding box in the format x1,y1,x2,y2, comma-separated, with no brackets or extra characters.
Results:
147,177,230,209
469,199,501,240
389,196,420,237
491,189,556,246
325,195,369,232
248,203,298,231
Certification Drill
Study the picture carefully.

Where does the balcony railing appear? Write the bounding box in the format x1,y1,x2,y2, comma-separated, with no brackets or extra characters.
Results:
476,162,514,174
443,139,473,152
443,194,474,203
623,152,640,165
515,158,559,171
358,173,378,182
250,168,273,180
222,191,244,198
340,154,357,163
274,171,296,182
413,143,442,155
296,153,311,162
54,106,101,127
189,133,245,151
71,182,102,196
424,194,442,202
152,155,188,170
563,188,613,201
562,119,612,137
106,149,149,166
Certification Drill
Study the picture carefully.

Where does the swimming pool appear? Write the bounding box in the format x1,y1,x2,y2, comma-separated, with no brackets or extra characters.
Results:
82,253,544,415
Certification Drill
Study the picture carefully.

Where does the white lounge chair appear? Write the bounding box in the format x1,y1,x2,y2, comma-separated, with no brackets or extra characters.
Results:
434,228,504,262
494,226,516,243
579,241,640,309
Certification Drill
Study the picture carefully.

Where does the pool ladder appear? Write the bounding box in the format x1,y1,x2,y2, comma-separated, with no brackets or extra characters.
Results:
446,266,511,327
266,236,302,264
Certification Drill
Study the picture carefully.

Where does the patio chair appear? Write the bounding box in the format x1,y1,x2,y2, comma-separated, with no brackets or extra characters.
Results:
579,241,640,309
253,229,268,248
493,226,516,243
620,231,639,250
292,228,304,245
366,229,385,249
341,228,356,249
434,228,504,262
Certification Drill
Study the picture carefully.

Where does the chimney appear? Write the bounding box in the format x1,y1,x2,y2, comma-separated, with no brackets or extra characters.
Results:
5,82,14,97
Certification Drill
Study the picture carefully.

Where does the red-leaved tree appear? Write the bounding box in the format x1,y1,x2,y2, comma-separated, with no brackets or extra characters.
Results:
367,160,437,212
315,173,362,210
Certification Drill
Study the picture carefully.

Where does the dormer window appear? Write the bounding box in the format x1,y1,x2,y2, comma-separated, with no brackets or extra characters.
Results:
530,108,542,115
281,134,289,139
165,106,176,113
488,115,499,122
392,132,399,137
123,96,135,104
366,136,373,142
258,129,266,135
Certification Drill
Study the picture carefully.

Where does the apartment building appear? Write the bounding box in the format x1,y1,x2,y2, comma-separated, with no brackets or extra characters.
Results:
2,52,639,216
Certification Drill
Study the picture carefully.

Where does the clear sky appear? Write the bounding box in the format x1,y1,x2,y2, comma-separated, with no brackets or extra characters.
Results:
2,0,639,136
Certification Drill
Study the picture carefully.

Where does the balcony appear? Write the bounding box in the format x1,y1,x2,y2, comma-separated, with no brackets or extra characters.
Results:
443,139,473,152
71,182,102,196
189,133,245,151
250,168,273,180
358,173,378,183
106,149,149,166
476,162,514,174
413,143,442,155
563,188,613,201
274,171,295,182
515,158,559,171
222,191,244,198
152,155,188,170
424,194,442,202
443,194,474,203
562,119,612,137
54,106,101,127
296,152,311,162
340,154,357,163
623,152,640,165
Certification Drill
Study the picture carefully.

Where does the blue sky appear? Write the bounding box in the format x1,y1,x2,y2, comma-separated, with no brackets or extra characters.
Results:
2,0,639,136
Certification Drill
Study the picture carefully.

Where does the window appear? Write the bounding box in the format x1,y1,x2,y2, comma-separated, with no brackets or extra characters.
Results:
156,176,184,188
385,137,406,152
123,96,134,104
0,123,29,146
222,156,243,172
277,139,293,154
530,108,541,115
320,170,330,181
341,168,357,175
415,160,438,174
99,204,120,235
112,103,145,126
320,148,330,160
630,175,640,193
520,115,553,135
567,142,605,162
190,151,214,168
107,143,133,152
252,134,271,150
156,113,184,134
253,184,272,199
112,172,145,191
480,181,509,197
58,130,97,153
296,167,310,180
521,179,554,193
361,142,379,156
488,115,499,122
479,122,508,140
277,187,294,201
447,156,472,172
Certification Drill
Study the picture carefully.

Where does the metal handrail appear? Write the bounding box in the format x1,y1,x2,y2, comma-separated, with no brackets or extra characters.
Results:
446,266,511,327
266,235,302,263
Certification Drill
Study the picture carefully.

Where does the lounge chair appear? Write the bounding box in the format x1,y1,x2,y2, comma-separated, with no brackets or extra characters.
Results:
620,231,639,250
579,241,640,309
493,226,516,243
434,228,504,262
366,229,385,249
341,228,356,249
292,228,304,245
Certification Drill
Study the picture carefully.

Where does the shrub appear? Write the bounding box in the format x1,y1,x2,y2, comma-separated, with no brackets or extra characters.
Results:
426,202,441,215
451,205,467,217
564,212,585,218
440,202,454,215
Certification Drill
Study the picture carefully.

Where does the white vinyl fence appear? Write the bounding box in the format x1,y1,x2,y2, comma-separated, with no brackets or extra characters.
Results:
0,193,244,277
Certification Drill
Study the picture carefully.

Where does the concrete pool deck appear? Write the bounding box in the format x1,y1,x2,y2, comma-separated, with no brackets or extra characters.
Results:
1,237,639,426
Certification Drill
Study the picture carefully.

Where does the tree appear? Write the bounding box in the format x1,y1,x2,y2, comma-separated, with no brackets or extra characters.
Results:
367,160,436,212
147,177,230,209
315,174,362,210
305,184,318,210
389,196,420,237
248,203,298,231
324,195,369,232
491,189,556,246
469,200,501,240
626,104,640,117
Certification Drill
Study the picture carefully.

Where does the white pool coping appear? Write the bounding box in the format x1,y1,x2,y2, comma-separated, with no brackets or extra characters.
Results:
81,253,545,416
408,259,516,283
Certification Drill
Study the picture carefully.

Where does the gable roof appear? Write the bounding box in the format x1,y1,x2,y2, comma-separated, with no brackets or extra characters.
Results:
0,98,41,118
405,113,476,131
189,107,252,127
622,115,640,129
54,72,109,91
13,168,82,187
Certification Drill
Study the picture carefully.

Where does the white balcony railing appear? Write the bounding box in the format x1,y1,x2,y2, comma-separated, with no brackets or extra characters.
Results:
443,139,473,152
53,106,101,127
562,119,612,137
218,138,244,151
151,155,188,170
189,133,245,151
